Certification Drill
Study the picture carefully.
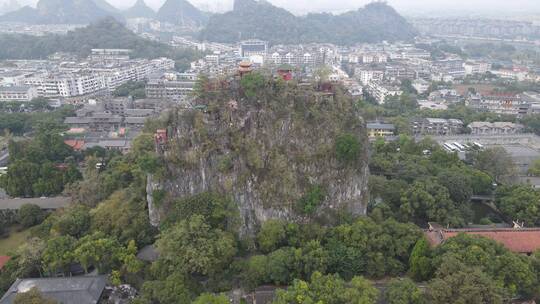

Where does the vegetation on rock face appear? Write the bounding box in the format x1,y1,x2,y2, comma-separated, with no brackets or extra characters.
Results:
335,133,362,164
296,185,326,214
162,74,369,232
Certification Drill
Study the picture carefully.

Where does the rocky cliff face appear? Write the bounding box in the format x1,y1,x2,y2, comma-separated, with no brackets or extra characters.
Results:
153,78,369,235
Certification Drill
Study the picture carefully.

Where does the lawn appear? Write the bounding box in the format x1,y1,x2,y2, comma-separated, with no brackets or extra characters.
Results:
0,226,31,255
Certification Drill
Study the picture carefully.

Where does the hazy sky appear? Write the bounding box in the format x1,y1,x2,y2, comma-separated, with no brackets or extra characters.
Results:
4,0,540,18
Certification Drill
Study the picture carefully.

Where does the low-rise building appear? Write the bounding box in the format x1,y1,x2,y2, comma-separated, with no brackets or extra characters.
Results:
425,226,540,255
411,118,464,136
464,61,491,75
145,72,197,102
467,93,529,116
366,122,395,138
365,82,402,104
0,276,107,304
0,86,38,102
468,121,524,135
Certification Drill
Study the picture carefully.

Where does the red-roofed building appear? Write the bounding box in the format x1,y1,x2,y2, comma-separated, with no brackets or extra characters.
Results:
0,256,11,270
425,227,540,254
64,139,85,151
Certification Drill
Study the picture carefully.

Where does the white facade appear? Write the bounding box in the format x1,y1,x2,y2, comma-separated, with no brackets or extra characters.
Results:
19,58,174,98
0,86,38,102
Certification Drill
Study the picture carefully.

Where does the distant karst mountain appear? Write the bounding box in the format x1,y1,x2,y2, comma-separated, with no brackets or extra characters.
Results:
0,0,122,24
0,17,195,59
123,0,154,19
92,0,119,13
200,0,418,44
0,0,21,15
156,0,208,27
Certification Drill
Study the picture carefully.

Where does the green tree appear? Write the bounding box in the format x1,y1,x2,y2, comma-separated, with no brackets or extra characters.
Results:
431,234,536,297
90,190,155,246
495,185,540,226
73,233,124,273
471,147,516,182
243,255,269,289
335,133,361,164
139,273,193,304
437,170,473,203
400,179,464,227
155,215,237,276
273,272,379,304
13,287,58,304
325,218,422,279
165,192,239,232
41,235,76,275
296,185,326,214
299,240,329,279
240,72,266,99
385,278,425,304
528,158,540,176
427,264,505,304
52,205,91,238
257,220,287,253
408,237,433,281
193,293,229,304
17,204,45,228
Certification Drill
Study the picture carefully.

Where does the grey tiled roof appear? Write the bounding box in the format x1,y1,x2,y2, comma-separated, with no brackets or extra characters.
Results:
0,196,70,210
0,276,107,304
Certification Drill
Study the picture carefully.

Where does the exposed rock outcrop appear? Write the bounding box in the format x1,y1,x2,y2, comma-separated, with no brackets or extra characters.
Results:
153,77,369,235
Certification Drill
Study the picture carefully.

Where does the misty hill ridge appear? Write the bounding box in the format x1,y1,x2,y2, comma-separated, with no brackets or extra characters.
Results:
0,17,170,58
201,0,418,44
123,0,155,19
0,0,122,24
156,0,208,26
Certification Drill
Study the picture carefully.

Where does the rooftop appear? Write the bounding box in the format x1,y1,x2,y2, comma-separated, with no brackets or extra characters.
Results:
0,275,107,304
0,256,10,270
0,86,31,93
367,122,395,130
0,196,70,210
425,228,540,254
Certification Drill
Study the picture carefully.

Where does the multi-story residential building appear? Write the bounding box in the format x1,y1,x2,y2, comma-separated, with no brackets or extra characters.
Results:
428,89,461,103
433,58,465,78
411,118,464,136
467,93,529,116
464,61,491,75
366,122,395,138
365,81,402,104
468,121,524,135
145,72,197,102
90,49,131,64
17,58,174,98
354,68,384,85
0,86,38,101
384,64,416,81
